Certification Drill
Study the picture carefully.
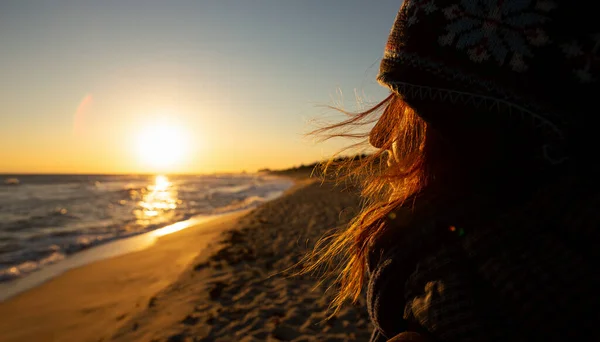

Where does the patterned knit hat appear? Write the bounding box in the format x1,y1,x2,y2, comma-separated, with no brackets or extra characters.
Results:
378,0,599,165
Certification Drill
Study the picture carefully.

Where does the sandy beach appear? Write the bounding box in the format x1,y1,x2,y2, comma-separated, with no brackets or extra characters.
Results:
0,176,372,342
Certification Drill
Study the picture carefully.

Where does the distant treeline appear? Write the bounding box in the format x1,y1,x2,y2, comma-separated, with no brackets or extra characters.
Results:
261,154,374,177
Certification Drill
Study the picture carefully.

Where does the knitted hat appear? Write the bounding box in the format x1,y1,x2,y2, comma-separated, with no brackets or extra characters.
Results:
378,0,599,165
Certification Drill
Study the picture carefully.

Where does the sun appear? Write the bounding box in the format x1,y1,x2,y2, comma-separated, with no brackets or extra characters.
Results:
135,120,189,170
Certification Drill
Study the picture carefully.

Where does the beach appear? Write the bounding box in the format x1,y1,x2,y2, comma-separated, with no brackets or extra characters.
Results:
0,176,372,342
0,174,293,282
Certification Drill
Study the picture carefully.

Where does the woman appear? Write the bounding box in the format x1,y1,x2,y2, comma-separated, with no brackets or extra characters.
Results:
312,1,600,341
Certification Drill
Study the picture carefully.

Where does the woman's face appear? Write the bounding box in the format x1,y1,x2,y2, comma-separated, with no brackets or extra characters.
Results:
369,107,400,167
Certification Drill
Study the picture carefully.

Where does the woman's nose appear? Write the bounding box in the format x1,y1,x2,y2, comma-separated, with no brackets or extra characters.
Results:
369,120,385,148
369,111,393,149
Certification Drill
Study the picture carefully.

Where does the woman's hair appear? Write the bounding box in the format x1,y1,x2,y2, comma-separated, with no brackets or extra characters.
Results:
302,91,545,316
301,93,429,314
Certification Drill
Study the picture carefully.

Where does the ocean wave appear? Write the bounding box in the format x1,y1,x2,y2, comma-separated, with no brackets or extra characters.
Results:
2,178,20,186
212,195,268,214
0,174,293,282
2,207,80,232
0,251,66,282
209,183,256,196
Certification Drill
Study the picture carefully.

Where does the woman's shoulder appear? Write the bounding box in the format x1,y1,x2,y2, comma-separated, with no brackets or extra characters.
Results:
366,188,495,271
368,172,600,288
366,194,464,339
367,175,600,341
370,171,600,261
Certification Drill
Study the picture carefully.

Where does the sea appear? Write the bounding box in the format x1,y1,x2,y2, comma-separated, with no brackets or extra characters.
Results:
0,173,293,283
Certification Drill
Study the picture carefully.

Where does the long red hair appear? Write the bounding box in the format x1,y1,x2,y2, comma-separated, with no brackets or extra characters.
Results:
301,94,429,314
302,91,545,315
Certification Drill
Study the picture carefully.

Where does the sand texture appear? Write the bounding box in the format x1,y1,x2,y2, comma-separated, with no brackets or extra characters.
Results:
0,178,372,341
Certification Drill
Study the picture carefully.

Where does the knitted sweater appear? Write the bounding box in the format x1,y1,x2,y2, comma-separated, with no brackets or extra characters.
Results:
366,175,600,342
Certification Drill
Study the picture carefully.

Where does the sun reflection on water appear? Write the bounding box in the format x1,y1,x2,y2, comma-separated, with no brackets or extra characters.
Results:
135,175,178,224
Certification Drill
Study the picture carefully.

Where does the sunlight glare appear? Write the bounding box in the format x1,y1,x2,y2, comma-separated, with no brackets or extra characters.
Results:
136,121,189,170
153,175,170,191
136,175,178,221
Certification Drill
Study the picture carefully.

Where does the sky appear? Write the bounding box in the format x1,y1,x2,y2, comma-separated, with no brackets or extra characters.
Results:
0,0,400,174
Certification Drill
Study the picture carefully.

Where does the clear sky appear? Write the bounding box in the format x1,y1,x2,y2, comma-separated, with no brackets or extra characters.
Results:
0,0,399,174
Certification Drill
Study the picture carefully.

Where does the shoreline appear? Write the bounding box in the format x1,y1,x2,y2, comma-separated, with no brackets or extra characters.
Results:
0,176,373,342
0,213,238,302
0,209,252,342
0,175,295,303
